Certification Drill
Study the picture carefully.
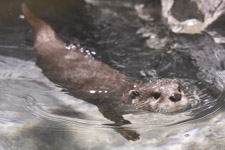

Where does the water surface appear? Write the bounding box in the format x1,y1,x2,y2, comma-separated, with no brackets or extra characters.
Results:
0,0,225,149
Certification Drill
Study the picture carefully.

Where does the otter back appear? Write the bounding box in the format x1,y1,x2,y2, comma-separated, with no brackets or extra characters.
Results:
22,3,136,104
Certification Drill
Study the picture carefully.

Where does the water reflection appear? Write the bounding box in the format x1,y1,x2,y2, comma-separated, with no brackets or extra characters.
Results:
0,0,225,149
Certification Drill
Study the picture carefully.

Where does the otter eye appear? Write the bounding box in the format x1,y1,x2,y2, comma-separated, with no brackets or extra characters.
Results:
129,90,140,99
152,92,161,100
178,86,181,92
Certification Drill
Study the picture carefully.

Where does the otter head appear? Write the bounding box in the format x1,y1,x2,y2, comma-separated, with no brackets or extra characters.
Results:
129,79,188,113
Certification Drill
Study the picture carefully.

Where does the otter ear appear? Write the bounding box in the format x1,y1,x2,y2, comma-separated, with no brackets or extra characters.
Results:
129,90,140,99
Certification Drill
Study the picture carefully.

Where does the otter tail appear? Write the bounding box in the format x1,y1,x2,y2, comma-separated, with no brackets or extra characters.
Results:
21,3,64,49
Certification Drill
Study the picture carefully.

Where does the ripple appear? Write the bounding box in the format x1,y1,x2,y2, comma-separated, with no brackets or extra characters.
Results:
0,55,39,80
19,74,225,131
164,77,225,126
23,95,112,130
0,55,223,132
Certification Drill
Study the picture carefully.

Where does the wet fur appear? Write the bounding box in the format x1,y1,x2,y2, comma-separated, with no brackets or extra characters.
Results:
22,3,136,104
21,3,187,140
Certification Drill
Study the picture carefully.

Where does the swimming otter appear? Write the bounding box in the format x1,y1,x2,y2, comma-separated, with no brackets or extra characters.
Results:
21,3,188,140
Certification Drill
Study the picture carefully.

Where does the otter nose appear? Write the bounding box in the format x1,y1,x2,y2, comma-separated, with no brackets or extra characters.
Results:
169,93,182,102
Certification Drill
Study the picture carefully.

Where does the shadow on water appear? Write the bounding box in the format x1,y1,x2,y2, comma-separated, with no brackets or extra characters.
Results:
0,0,225,149
17,123,80,150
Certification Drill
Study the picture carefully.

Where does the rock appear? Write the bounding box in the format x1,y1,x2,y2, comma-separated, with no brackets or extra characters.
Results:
161,0,225,34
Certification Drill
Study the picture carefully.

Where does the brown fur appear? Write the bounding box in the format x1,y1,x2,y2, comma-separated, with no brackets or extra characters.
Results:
22,3,188,140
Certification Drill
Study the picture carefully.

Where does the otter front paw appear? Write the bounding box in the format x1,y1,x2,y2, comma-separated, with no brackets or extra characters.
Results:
116,128,140,141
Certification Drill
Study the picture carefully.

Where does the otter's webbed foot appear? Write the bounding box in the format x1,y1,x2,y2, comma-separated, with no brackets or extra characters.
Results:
99,106,140,141
116,127,140,141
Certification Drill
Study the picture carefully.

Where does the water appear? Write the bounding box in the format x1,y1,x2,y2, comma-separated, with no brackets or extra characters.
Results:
1,0,225,149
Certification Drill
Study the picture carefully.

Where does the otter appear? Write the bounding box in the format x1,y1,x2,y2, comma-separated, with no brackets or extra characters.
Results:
21,3,188,140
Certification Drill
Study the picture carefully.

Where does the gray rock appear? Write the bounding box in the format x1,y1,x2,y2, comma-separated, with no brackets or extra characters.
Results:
161,0,225,34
